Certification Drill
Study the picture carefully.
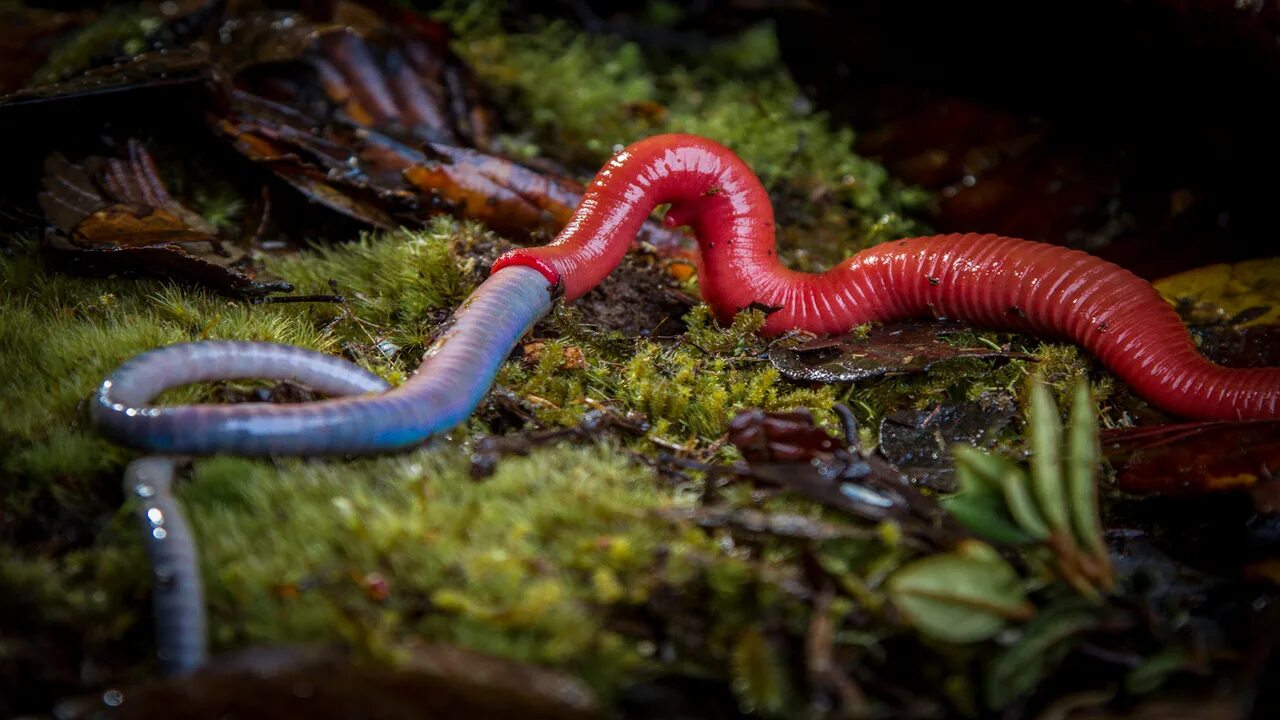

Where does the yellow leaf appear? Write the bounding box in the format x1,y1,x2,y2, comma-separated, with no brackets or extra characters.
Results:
1154,257,1280,327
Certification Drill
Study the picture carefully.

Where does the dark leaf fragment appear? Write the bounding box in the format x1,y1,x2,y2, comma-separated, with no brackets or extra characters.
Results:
469,407,649,478
878,393,1017,491
1190,323,1280,369
0,47,211,108
768,321,1024,384
726,408,954,544
217,16,688,249
38,141,289,297
1101,421,1280,496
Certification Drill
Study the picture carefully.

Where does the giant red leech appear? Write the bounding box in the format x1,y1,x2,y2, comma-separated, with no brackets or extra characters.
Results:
95,132,1280,674
496,133,1280,420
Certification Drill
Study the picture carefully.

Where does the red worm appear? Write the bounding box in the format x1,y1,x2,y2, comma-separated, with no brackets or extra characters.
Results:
493,134,1280,420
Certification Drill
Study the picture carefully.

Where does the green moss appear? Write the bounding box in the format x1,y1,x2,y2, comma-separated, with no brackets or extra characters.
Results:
181,445,674,687
32,4,162,85
0,5,1149,714
496,305,836,444
0,221,857,708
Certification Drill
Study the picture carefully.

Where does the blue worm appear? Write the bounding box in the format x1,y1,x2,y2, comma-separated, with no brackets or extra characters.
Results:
95,265,553,673
93,266,553,454
124,457,207,675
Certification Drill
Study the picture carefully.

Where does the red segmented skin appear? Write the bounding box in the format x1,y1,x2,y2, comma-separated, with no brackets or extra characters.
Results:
493,134,1280,420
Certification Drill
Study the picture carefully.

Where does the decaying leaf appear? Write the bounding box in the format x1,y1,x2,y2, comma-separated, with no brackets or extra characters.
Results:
658,506,875,543
1101,420,1280,495
1,47,211,108
469,408,649,478
1189,323,1280,369
38,141,290,297
877,394,1016,491
768,321,1023,383
0,5,95,95
1155,257,1280,327
726,408,952,542
217,15,688,250
886,539,1034,643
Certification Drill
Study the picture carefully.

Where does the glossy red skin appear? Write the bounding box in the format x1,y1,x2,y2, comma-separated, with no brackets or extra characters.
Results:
493,134,1280,420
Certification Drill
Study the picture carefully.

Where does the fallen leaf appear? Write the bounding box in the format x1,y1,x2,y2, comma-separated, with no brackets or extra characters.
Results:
38,141,290,297
725,408,952,540
0,5,95,95
768,321,1024,383
877,393,1016,491
887,540,1034,643
1155,257,1280,327
1188,323,1280,368
1100,421,1280,495
217,17,689,251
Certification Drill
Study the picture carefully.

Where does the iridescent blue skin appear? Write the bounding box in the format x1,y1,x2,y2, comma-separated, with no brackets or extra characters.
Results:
92,266,554,455
93,266,553,675
125,456,207,675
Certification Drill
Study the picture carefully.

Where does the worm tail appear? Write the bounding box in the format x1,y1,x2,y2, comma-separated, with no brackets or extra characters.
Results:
805,234,1280,420
125,457,207,675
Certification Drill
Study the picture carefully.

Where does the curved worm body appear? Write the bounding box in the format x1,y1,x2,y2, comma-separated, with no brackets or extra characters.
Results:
125,456,207,675
93,266,553,454
495,134,1280,420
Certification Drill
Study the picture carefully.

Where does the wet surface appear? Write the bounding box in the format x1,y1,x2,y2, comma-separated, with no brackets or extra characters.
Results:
768,321,1024,384
878,394,1018,492
57,644,601,720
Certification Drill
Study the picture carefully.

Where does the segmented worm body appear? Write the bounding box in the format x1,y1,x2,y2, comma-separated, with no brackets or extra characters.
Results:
96,132,1279,674
496,134,1280,420
125,457,207,675
94,266,553,454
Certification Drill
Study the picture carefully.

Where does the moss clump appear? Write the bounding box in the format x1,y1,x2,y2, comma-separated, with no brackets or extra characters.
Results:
185,444,678,689
0,218,855,711
497,305,836,444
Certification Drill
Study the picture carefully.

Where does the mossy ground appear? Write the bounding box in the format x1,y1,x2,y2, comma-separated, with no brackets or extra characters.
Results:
1,6,1121,715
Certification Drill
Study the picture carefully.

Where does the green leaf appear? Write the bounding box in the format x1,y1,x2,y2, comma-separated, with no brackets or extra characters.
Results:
953,445,1050,540
951,444,1011,488
940,486,1037,546
1028,381,1070,533
1125,646,1189,695
888,541,1034,644
984,599,1101,709
1066,381,1105,555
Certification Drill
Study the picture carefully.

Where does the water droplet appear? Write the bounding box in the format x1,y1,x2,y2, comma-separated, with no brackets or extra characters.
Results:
135,483,156,498
839,483,894,508
146,508,165,526
102,689,124,707
152,527,168,540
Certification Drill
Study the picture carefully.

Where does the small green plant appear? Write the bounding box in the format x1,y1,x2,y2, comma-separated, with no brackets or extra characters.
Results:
943,379,1113,597
886,379,1112,646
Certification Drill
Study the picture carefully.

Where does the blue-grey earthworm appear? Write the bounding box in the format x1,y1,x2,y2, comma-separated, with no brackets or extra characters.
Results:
124,456,208,675
94,266,553,454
